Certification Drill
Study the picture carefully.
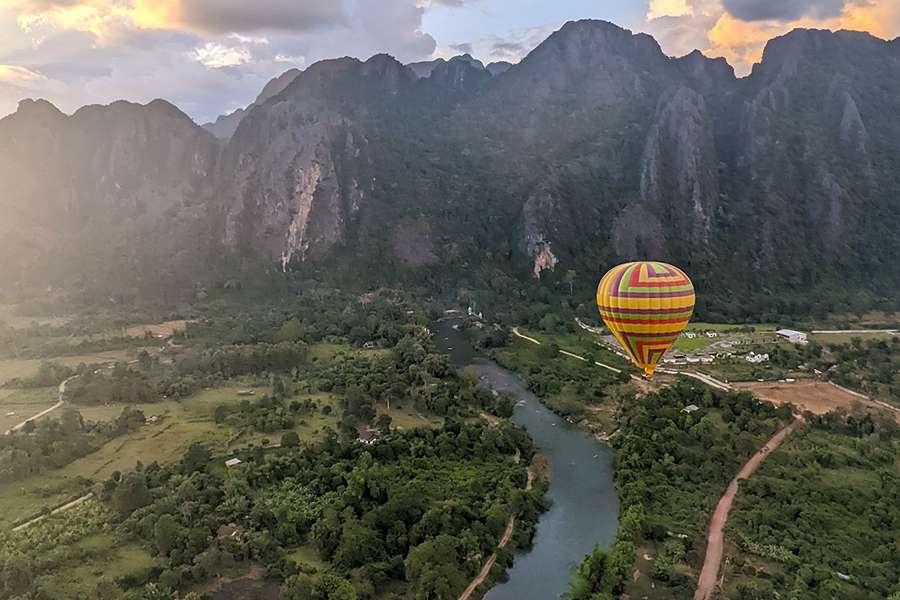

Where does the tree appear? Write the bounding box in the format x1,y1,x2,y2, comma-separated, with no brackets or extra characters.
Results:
314,574,357,600
111,473,151,515
154,514,181,556
274,318,303,343
181,442,211,474
21,420,35,434
376,414,392,435
494,395,514,418
281,431,300,448
565,269,577,295
404,535,464,599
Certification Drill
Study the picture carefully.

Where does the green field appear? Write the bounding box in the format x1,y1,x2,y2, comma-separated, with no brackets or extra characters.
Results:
686,322,777,332
0,412,230,528
0,385,272,528
45,533,155,597
0,303,73,329
673,334,715,352
0,386,58,431
286,543,329,572
309,342,390,362
0,348,141,385
517,327,632,369
810,331,898,345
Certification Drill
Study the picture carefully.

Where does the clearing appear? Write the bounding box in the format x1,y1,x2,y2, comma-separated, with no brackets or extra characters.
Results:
732,379,898,421
0,348,142,385
125,319,194,338
0,387,58,432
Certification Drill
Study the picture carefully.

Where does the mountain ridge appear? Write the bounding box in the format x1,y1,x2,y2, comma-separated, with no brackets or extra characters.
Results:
2,20,899,318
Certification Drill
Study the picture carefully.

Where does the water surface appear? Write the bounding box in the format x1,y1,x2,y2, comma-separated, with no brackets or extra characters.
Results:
433,320,619,600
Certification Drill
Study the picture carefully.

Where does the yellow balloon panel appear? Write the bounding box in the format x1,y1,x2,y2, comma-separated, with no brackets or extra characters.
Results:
596,261,695,377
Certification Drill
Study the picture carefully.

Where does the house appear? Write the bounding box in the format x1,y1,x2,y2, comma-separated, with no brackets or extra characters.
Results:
682,404,700,413
357,428,378,445
683,332,697,339
224,457,242,467
705,331,718,338
776,329,808,345
363,341,377,349
745,352,769,364
217,523,244,539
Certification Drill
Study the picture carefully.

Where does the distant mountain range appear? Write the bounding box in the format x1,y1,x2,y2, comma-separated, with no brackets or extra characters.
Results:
2,20,899,316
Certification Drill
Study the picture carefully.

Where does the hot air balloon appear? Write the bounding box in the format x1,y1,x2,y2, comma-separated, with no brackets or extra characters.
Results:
596,261,695,378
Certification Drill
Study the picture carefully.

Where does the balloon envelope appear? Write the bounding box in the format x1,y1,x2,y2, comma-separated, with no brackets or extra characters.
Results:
596,261,695,377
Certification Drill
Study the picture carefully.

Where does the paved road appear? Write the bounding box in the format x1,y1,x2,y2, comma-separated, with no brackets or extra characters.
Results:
693,422,798,600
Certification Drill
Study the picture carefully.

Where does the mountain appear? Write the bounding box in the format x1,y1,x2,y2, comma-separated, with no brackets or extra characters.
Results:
2,21,899,318
0,98,220,301
486,61,513,76
202,68,302,140
407,54,488,78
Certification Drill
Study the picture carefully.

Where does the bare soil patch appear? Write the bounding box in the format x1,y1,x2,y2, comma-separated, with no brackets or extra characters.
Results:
126,319,193,339
733,380,897,421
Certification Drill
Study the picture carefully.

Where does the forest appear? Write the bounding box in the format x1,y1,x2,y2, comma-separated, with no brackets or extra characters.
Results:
566,381,789,599
725,411,900,599
0,292,550,600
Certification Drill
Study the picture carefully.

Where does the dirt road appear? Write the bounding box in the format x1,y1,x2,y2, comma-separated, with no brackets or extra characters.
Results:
733,380,899,422
11,492,93,532
3,373,77,435
511,327,734,395
693,421,798,600
458,467,535,600
511,327,624,375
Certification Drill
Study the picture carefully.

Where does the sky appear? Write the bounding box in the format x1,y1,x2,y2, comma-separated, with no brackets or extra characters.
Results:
0,0,898,124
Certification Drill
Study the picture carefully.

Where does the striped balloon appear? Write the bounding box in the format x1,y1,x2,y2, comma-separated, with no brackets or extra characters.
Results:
596,261,695,378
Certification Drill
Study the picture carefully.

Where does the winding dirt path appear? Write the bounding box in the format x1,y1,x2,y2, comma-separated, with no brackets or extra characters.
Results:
458,467,535,600
692,421,799,600
3,374,77,435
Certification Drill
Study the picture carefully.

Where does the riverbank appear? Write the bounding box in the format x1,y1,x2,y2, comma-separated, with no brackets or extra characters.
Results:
433,320,619,600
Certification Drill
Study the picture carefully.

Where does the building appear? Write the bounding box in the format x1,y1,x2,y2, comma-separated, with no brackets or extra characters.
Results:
682,404,700,413
776,329,808,345
217,524,244,539
224,457,242,467
357,428,378,445
745,352,769,364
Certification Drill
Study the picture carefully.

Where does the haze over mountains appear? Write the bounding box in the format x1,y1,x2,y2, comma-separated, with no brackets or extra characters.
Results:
1,20,899,317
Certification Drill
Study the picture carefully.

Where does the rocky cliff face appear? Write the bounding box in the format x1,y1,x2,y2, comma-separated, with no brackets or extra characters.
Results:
0,97,219,293
3,21,900,310
219,55,413,268
202,68,303,140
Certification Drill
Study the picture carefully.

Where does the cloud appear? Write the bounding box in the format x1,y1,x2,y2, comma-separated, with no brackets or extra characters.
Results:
434,21,558,64
0,63,44,81
640,0,900,75
0,0,438,122
722,0,845,22
417,0,467,6
647,0,693,20
175,0,347,34
450,42,472,54
490,40,525,59
191,42,251,68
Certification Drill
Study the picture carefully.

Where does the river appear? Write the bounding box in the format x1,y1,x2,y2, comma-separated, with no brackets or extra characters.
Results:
432,320,619,600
